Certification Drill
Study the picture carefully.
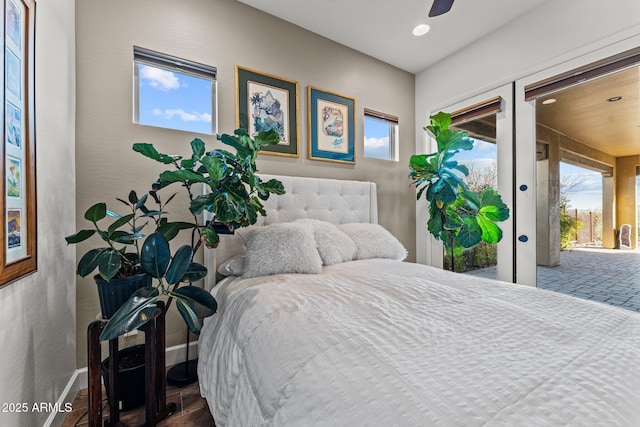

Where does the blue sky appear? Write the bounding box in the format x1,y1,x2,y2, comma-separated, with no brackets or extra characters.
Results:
363,118,392,159
138,65,213,134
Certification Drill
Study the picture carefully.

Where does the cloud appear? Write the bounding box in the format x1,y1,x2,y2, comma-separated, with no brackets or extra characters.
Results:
140,65,180,91
470,139,496,152
365,136,389,149
152,108,211,123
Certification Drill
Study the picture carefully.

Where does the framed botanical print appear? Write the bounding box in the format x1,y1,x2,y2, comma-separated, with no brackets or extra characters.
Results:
0,0,36,286
307,86,355,164
236,66,299,157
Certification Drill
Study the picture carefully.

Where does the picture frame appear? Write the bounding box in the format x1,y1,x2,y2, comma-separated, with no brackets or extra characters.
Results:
0,0,36,287
235,66,299,158
307,86,356,164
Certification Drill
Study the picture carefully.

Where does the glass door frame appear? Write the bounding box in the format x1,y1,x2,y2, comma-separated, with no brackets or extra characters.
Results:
416,84,514,282
514,34,640,287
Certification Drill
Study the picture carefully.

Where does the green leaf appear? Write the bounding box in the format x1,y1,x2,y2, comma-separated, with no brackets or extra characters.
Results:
259,178,286,196
156,222,181,241
191,138,206,158
182,262,208,282
107,214,135,237
190,194,212,216
135,194,148,211
201,227,220,248
114,232,144,244
477,215,503,244
254,129,280,147
457,217,483,248
98,249,122,280
170,286,217,335
159,170,208,185
65,229,96,244
480,189,510,221
85,203,107,222
133,143,175,164
77,248,105,277
180,158,196,169
201,155,225,181
99,287,159,341
140,232,171,279
128,190,138,204
165,245,193,285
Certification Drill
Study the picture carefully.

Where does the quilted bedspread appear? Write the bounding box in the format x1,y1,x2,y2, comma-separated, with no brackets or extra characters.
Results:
198,259,640,426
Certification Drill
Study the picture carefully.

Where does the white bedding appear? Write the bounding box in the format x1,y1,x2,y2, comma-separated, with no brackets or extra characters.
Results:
198,259,640,427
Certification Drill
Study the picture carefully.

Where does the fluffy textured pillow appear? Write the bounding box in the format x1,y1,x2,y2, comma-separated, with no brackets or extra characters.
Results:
217,254,245,277
243,222,322,278
295,218,356,265
338,223,407,261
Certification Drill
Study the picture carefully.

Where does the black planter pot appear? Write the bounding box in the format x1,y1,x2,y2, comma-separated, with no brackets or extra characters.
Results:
101,344,146,411
95,273,151,319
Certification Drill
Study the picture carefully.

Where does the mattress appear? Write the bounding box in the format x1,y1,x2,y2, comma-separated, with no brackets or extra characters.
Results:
198,259,640,426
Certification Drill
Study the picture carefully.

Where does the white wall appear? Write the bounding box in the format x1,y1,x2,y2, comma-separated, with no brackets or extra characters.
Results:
415,0,640,267
0,0,77,426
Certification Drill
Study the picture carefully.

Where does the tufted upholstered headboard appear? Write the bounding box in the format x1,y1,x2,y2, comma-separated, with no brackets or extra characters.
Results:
203,174,378,289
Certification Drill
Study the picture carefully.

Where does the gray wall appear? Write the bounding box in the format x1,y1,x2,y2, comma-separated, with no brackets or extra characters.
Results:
75,0,415,365
0,0,77,426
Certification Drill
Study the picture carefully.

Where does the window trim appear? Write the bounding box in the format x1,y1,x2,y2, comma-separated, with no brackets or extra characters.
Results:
133,46,217,134
364,109,399,161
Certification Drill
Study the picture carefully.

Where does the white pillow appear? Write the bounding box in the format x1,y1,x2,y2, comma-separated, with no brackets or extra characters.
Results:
243,222,322,278
337,223,407,261
217,254,245,276
295,218,356,265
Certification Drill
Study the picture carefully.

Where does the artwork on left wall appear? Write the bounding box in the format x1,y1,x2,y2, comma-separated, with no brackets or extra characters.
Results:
236,66,300,157
0,0,36,287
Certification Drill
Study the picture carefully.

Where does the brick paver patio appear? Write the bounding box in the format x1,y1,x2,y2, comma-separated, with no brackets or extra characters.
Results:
464,247,640,313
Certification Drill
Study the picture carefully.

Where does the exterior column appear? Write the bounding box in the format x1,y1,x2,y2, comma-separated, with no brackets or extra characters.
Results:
536,141,561,266
602,175,616,248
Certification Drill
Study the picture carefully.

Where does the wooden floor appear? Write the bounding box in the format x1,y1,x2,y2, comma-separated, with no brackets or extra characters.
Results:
62,372,216,426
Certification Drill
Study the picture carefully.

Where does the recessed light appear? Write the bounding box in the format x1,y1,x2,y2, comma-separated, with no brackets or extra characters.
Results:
412,24,431,36
607,96,623,102
542,98,556,105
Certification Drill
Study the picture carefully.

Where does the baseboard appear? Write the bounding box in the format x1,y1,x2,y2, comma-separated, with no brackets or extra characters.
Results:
44,341,199,427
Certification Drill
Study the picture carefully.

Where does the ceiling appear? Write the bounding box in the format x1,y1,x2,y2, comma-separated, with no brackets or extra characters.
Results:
536,67,640,158
237,0,550,74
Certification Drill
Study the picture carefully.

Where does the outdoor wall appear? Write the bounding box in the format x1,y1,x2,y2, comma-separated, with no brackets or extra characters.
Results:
616,155,640,248
0,0,77,426
75,0,415,366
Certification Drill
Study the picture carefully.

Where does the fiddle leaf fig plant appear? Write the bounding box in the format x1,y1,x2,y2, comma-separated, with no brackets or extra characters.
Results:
133,128,285,249
67,129,285,341
409,112,509,270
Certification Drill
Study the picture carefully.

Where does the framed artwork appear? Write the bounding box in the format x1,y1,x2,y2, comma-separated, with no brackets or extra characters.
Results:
307,86,356,164
0,0,36,287
236,66,299,157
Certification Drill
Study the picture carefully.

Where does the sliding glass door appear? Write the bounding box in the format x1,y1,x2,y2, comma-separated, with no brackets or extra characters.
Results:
417,84,514,282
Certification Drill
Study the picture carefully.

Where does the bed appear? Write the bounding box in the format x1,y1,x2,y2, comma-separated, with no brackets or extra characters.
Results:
198,175,640,427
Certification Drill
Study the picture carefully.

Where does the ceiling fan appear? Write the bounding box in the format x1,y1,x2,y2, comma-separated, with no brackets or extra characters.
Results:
429,0,455,17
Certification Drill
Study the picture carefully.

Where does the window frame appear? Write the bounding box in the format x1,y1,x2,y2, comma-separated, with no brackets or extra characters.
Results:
363,109,399,161
133,46,217,134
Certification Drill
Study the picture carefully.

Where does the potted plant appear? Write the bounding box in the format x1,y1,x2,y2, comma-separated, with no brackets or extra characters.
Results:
409,112,509,271
66,129,285,408
67,128,285,339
